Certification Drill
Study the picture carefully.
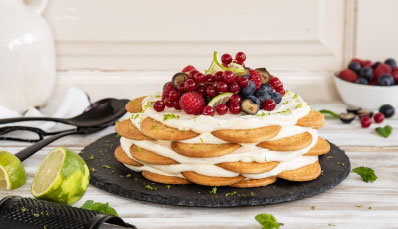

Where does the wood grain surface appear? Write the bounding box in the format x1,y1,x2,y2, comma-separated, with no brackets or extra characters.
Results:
1,104,397,229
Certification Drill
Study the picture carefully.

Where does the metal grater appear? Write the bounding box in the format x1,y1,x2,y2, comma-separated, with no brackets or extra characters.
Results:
0,196,136,229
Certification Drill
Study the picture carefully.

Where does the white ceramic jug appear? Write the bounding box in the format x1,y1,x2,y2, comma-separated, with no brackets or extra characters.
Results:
0,0,55,113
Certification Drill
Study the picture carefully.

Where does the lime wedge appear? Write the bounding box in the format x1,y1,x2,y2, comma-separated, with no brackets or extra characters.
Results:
208,92,234,108
206,51,245,75
0,151,26,190
31,147,90,205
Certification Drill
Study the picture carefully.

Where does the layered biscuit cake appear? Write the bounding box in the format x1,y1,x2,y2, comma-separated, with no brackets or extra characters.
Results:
114,51,329,188
114,91,328,188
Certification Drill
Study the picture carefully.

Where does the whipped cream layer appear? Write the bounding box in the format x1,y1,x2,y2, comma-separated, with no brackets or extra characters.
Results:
120,90,318,180
130,90,310,133
120,128,318,179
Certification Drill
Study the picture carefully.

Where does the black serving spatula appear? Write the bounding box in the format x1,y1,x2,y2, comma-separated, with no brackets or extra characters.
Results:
0,98,128,128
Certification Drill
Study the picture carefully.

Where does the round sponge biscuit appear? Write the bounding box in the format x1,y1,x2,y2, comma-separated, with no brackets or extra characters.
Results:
114,146,143,167
142,171,191,184
217,161,279,174
277,161,321,181
125,96,146,113
182,171,244,186
230,176,277,188
305,137,330,156
296,110,325,129
115,119,153,141
257,131,313,151
130,144,178,165
211,125,281,143
140,118,199,141
171,142,240,158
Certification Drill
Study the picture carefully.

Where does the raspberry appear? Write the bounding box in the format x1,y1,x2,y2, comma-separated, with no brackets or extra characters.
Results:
373,112,384,123
202,106,215,116
360,116,372,128
249,70,261,90
350,58,363,65
153,101,165,112
235,52,246,63
270,76,283,88
374,63,392,80
263,99,276,111
179,92,206,115
182,65,196,73
216,104,228,115
339,69,358,82
362,60,372,68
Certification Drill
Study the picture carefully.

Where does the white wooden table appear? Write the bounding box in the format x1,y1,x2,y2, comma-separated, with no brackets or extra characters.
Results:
1,104,397,229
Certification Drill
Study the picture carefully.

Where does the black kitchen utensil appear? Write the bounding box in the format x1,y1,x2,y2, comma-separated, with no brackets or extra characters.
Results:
0,98,129,161
0,125,75,143
15,125,109,161
0,196,136,229
0,98,129,127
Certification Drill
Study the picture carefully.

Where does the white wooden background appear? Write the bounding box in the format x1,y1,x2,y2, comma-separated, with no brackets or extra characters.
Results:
38,0,398,103
40,0,355,102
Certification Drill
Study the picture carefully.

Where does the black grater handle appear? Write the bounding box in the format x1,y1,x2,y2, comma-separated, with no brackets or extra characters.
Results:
0,196,137,229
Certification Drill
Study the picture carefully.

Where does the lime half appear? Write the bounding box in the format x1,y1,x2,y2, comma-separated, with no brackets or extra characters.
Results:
0,151,26,190
31,147,90,205
208,92,234,108
206,51,245,75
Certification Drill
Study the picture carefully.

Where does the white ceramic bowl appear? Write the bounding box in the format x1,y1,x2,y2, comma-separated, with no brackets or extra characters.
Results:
334,74,398,109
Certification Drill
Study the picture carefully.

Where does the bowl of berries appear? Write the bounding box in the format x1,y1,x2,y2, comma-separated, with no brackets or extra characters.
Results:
335,58,398,109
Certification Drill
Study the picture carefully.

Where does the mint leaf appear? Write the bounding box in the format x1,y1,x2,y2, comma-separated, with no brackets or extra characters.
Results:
81,200,119,216
255,213,280,229
352,166,377,183
81,200,94,209
375,125,392,138
319,109,339,119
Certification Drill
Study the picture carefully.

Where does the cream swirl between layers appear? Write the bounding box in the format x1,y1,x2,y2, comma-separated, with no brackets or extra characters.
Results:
120,128,318,179
120,90,318,180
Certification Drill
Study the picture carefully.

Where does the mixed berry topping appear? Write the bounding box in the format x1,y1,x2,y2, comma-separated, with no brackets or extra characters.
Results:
155,51,286,115
339,58,398,86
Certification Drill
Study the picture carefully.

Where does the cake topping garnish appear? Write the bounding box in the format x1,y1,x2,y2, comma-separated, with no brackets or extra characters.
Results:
154,51,286,115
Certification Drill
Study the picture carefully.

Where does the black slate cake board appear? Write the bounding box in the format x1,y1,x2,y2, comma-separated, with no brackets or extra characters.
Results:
80,133,350,207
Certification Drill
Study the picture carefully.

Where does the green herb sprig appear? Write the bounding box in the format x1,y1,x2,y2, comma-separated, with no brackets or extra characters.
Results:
255,213,280,229
352,166,377,183
81,200,118,216
319,109,339,119
375,125,392,138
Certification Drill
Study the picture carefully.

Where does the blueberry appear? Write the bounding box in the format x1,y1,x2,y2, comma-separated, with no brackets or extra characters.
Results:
339,113,355,124
379,104,395,118
359,66,373,81
171,72,188,88
259,84,273,93
355,78,369,85
377,74,394,86
372,61,380,69
348,62,361,73
240,80,256,97
385,58,397,69
255,89,267,97
271,92,282,104
241,98,260,115
246,95,261,106
257,93,271,104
